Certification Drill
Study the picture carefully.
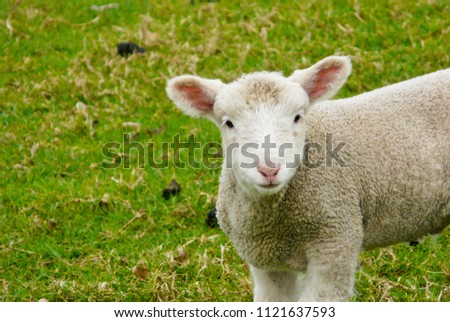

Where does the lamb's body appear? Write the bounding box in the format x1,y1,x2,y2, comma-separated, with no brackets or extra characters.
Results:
216,69,450,300
319,70,449,249
167,57,449,301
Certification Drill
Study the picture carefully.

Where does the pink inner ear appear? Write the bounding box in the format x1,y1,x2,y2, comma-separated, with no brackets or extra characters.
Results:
308,65,341,100
177,85,214,113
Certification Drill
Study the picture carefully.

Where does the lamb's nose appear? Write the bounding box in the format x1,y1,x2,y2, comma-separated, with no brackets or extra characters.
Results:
257,164,281,181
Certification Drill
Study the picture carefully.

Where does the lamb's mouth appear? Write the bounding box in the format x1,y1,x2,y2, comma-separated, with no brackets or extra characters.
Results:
258,183,280,189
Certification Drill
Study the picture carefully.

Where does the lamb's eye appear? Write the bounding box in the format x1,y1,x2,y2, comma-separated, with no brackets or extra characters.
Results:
294,114,302,123
225,120,234,128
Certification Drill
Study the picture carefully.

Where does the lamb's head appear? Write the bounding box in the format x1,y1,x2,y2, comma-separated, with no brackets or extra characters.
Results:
167,56,351,196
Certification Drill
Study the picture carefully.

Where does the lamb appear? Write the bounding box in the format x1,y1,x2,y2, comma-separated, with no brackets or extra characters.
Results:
166,56,450,301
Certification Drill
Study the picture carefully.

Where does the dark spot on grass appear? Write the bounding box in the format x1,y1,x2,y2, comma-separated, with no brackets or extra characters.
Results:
162,179,181,200
205,208,218,228
117,42,145,57
48,218,58,230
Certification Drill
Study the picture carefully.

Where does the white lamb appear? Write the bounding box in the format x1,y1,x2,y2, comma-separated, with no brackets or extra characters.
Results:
166,56,450,301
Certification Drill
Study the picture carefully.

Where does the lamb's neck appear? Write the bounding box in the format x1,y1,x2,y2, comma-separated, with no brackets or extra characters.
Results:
246,188,286,208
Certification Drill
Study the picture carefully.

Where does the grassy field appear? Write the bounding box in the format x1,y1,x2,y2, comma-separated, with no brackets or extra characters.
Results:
1,0,449,302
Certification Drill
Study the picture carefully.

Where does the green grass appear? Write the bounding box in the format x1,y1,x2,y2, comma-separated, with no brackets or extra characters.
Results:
1,0,449,301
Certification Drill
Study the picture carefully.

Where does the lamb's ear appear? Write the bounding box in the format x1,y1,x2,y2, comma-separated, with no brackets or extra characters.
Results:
166,75,224,118
289,56,351,103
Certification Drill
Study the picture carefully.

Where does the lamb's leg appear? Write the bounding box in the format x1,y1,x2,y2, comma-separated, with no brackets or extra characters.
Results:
250,266,302,302
297,240,362,302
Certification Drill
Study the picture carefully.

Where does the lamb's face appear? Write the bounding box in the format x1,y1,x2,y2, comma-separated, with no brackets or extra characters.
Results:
167,56,351,197
213,74,309,195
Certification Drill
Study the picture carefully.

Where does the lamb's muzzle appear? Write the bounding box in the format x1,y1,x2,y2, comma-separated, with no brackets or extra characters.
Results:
257,164,280,183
